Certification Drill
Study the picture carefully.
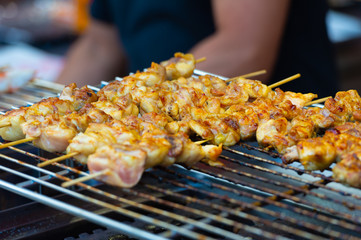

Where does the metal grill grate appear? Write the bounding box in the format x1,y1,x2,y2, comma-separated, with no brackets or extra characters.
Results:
0,76,361,240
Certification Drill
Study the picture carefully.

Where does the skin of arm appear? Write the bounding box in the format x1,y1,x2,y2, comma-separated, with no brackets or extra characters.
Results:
191,0,290,83
56,19,128,87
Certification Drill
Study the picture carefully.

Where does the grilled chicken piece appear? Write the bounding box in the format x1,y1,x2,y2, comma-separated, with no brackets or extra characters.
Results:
160,75,227,98
139,90,163,114
87,144,147,188
283,139,337,170
219,82,249,107
22,104,111,153
0,108,26,141
141,112,171,130
22,114,77,152
325,90,361,122
281,91,317,109
171,132,222,166
67,120,138,164
288,115,316,142
231,111,259,140
333,151,361,188
302,107,339,129
160,52,196,80
173,87,208,109
331,121,361,138
133,62,166,86
65,103,111,132
139,132,175,168
256,117,295,154
189,116,240,146
283,125,361,170
0,98,75,142
96,79,130,102
59,83,98,110
166,117,192,136
193,75,228,96
92,96,139,121
231,77,271,99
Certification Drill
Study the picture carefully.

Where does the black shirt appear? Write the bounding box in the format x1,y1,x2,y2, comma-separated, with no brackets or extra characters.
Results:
91,0,339,97
91,0,214,73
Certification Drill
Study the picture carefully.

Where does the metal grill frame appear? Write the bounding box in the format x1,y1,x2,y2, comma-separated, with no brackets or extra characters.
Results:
0,72,360,240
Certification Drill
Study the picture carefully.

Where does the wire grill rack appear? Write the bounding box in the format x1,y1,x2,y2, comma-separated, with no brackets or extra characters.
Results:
0,73,361,240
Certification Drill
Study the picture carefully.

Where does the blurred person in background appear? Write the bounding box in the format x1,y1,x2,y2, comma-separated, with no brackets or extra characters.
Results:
56,0,339,98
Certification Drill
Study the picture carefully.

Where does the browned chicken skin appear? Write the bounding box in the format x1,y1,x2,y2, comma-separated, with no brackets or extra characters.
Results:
333,151,361,188
283,123,361,175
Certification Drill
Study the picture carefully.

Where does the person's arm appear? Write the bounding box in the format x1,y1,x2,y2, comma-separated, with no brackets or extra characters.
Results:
56,19,128,87
191,0,290,82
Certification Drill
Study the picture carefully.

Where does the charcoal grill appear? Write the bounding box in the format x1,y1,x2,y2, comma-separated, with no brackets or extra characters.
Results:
0,71,361,240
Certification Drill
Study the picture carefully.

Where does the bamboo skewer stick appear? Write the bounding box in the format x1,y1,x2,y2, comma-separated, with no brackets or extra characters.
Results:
268,73,301,89
38,139,209,168
195,57,207,64
194,139,209,145
62,169,110,188
239,69,267,79
0,122,11,128
225,69,267,83
30,78,65,92
37,152,79,167
0,137,35,149
305,96,331,107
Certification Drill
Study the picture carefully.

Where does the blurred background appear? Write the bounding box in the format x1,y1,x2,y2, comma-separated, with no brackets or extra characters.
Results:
0,0,361,92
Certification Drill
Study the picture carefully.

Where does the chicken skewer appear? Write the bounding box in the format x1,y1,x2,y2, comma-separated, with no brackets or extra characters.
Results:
281,122,361,189
34,109,216,161
183,88,318,146
333,150,361,188
22,103,112,153
256,89,361,156
0,83,98,142
55,113,222,188
101,57,304,121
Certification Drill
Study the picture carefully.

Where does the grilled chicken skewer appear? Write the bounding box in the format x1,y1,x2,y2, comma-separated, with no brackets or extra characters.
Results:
0,83,97,142
160,52,197,80
256,89,361,155
281,122,361,188
183,89,317,146
333,150,361,188
282,122,361,169
23,104,111,153
65,113,222,188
